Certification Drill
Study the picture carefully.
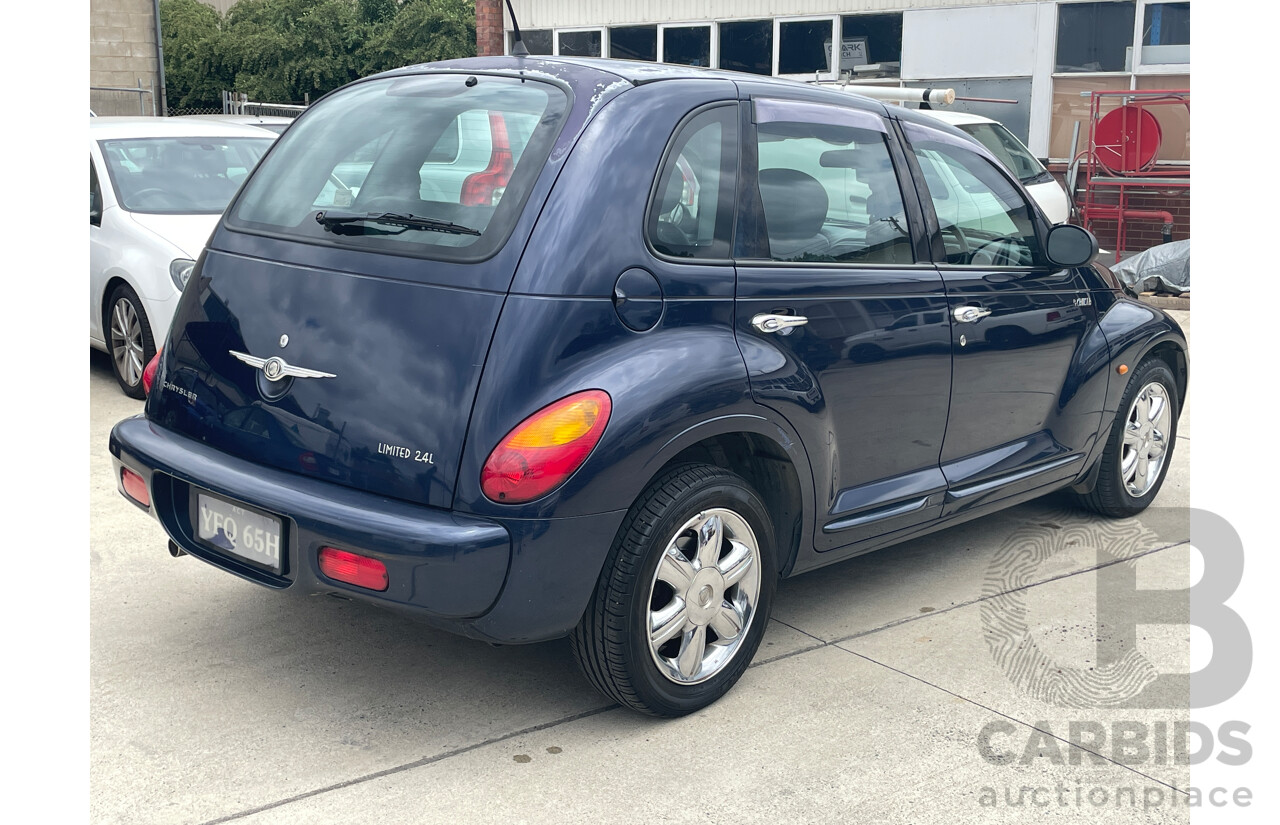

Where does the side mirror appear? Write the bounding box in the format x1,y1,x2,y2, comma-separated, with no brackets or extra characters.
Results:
1045,223,1098,268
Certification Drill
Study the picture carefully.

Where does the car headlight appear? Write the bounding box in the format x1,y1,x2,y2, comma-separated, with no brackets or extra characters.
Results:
169,259,196,291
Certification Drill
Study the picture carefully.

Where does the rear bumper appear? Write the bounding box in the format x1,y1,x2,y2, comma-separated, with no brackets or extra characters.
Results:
110,416,624,642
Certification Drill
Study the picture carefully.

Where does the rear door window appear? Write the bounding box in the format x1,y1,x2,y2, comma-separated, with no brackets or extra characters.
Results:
753,99,913,264
229,74,569,262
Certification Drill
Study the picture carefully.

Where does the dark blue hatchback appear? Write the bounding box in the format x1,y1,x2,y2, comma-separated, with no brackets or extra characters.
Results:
111,56,1187,716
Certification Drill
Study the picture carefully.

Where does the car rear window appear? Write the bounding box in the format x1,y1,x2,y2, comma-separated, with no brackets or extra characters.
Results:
227,74,569,262
98,137,273,214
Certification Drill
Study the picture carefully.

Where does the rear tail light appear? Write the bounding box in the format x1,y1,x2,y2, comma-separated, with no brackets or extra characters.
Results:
142,348,161,396
481,390,612,504
121,467,150,508
318,547,388,591
460,112,513,207
1046,311,1061,322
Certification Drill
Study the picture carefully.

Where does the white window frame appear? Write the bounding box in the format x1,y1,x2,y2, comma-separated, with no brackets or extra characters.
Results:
1133,0,1191,74
658,21,718,69
773,15,840,81
554,27,607,59
838,11,904,80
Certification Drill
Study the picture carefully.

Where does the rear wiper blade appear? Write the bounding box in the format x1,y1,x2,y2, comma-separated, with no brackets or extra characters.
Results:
315,210,480,236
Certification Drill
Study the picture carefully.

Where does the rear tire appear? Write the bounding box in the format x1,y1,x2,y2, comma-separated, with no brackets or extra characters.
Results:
106,283,156,399
570,464,777,717
1074,357,1179,517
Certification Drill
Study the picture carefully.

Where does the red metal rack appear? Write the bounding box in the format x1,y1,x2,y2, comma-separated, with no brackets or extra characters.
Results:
1077,89,1190,261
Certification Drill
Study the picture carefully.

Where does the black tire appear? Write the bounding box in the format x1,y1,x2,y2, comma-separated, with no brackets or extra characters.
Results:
1074,356,1180,517
106,282,156,399
570,464,778,717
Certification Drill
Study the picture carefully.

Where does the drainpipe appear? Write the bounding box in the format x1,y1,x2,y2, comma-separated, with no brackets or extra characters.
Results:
152,0,168,115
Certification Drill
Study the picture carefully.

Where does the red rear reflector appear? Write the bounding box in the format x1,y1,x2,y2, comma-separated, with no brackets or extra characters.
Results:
481,390,611,504
318,547,388,591
142,348,161,396
121,467,150,508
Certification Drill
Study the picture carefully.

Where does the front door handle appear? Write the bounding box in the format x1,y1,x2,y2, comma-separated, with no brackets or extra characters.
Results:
752,313,809,334
953,305,992,324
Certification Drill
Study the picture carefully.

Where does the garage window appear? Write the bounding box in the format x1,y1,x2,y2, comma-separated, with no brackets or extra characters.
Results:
610,26,657,61
662,25,712,67
513,29,553,55
1055,2,1137,72
839,14,902,78
777,18,836,76
719,20,772,75
558,30,602,58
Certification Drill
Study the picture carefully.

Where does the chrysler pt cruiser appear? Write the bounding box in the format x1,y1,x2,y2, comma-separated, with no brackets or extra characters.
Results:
111,56,1187,716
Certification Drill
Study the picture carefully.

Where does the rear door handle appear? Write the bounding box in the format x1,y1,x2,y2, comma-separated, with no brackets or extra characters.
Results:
953,305,992,324
751,313,809,334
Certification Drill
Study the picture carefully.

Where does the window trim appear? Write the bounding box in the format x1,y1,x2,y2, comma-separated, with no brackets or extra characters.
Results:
657,21,718,69
554,27,606,58
772,15,840,80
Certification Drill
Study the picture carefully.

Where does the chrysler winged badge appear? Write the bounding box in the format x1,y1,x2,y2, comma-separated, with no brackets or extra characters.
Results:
230,351,336,381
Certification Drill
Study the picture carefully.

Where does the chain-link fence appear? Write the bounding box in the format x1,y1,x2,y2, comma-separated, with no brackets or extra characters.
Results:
90,83,156,117
222,91,307,118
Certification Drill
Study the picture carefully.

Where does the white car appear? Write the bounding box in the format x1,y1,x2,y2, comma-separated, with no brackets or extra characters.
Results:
90,117,276,396
914,109,1071,225
179,114,296,135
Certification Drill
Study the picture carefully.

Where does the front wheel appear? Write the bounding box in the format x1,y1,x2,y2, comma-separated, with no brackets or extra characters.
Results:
106,283,156,399
570,464,777,716
1074,356,1180,517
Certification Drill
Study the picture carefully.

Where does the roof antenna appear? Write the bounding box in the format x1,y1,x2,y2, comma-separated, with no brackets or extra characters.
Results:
505,0,529,57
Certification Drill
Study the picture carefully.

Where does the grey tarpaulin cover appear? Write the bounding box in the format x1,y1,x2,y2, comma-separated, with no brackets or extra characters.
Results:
1111,239,1190,295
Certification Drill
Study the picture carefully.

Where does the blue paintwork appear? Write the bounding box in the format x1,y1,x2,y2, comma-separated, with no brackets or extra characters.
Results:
110,55,1187,644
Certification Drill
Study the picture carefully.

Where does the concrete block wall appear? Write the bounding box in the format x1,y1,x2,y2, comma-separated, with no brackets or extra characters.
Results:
90,0,160,115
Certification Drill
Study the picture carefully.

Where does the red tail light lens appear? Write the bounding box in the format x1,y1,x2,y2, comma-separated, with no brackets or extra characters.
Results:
121,467,150,508
460,112,513,207
142,348,162,396
481,390,612,504
318,547,388,591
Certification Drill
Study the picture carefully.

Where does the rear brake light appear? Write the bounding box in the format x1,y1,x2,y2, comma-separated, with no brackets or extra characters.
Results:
460,112,513,207
121,467,150,508
481,390,612,504
142,348,161,396
318,547,388,591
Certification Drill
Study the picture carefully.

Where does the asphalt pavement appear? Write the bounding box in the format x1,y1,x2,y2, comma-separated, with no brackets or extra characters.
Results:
90,311,1192,824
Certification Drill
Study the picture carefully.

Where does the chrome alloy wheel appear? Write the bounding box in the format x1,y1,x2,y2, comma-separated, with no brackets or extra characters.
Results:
646,508,762,685
110,297,146,387
1121,381,1172,498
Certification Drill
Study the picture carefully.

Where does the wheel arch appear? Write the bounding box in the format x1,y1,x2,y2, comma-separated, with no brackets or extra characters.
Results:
636,415,815,578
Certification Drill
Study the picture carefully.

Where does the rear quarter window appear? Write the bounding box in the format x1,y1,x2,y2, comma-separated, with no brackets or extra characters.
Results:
227,74,569,263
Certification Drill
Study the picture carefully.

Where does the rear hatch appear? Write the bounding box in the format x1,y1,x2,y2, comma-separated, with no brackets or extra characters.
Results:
145,68,582,509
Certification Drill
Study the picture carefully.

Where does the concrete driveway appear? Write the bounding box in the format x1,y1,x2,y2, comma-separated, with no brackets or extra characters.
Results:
90,312,1191,824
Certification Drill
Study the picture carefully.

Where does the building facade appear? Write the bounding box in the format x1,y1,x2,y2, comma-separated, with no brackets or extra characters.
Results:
90,0,165,116
489,0,1189,164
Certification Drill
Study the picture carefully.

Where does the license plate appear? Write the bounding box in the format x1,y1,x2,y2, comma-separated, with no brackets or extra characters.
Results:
196,492,283,572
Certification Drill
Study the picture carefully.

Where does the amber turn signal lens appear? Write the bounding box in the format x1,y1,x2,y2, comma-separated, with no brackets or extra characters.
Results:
1117,364,1129,375
481,390,612,504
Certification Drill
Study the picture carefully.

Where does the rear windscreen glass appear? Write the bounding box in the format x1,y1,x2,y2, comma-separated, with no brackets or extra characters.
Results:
228,74,569,261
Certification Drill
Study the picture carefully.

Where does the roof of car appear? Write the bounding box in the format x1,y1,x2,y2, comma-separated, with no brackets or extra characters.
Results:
178,114,295,126
374,55,890,116
89,116,280,139
911,109,996,127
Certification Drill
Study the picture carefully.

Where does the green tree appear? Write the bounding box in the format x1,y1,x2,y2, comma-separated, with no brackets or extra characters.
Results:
359,0,476,76
159,0,230,108
160,0,478,107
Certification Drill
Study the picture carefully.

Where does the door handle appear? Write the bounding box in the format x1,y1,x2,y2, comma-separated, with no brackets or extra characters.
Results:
953,305,992,324
752,313,809,334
